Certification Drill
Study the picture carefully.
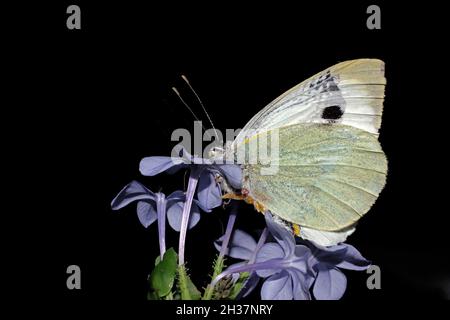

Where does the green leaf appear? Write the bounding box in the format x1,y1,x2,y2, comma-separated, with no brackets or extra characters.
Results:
155,255,161,266
178,265,201,300
149,248,178,298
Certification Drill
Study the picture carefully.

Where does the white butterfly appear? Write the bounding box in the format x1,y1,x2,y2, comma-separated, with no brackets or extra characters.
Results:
216,59,387,246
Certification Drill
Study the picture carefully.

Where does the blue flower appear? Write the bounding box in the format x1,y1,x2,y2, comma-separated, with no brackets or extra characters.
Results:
213,213,314,300
139,146,242,266
111,180,204,231
139,146,242,211
254,214,315,300
111,180,209,259
215,229,258,261
214,213,371,300
306,241,371,300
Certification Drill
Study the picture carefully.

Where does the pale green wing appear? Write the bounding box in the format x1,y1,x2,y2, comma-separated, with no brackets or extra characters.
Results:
239,123,387,231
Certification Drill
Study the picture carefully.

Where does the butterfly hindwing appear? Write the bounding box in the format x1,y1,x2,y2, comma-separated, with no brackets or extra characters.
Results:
239,123,387,231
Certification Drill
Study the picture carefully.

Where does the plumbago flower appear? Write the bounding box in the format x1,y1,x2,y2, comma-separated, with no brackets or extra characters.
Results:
213,213,370,300
306,241,371,300
140,146,242,210
213,213,315,300
111,180,207,257
112,146,371,300
139,145,242,265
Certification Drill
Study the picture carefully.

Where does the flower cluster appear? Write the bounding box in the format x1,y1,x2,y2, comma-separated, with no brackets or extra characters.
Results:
111,147,371,300
213,213,370,300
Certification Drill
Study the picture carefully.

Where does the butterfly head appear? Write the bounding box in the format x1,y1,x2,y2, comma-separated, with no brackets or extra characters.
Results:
208,146,225,159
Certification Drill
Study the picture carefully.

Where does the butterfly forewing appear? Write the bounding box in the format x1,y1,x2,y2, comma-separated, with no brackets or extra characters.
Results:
231,59,386,150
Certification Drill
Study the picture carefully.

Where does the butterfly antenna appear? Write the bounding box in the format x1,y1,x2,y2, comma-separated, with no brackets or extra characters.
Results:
172,87,201,121
172,87,209,134
181,75,220,141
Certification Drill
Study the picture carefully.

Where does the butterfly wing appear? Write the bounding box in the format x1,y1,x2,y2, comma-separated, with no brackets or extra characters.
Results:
231,59,385,150
240,123,387,231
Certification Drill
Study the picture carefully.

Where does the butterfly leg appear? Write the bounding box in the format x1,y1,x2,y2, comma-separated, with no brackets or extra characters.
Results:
292,224,301,236
222,193,266,214
222,193,246,201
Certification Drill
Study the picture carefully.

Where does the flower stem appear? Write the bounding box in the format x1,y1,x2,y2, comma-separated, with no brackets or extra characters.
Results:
202,255,225,300
203,202,238,300
249,227,268,264
219,201,238,259
156,193,167,258
211,258,285,287
178,168,200,266
234,228,269,300
178,264,201,300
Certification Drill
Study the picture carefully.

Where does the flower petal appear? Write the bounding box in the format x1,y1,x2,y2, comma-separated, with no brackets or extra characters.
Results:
111,180,155,210
136,201,157,228
139,156,185,176
193,198,210,213
309,243,348,267
189,201,203,228
178,146,212,165
197,170,222,210
336,244,371,271
167,201,201,231
313,267,347,300
214,236,223,252
228,230,258,260
216,164,243,189
167,190,185,202
167,202,183,231
264,213,295,257
288,245,311,274
255,242,284,277
261,270,293,300
300,225,355,247
290,270,312,300
214,229,258,260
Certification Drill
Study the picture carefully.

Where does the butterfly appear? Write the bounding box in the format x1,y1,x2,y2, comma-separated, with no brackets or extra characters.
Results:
214,59,387,245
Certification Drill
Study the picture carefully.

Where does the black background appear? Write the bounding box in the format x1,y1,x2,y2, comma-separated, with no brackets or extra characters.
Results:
9,0,450,308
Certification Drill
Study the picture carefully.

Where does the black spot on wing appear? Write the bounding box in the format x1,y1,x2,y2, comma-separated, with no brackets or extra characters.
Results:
322,105,343,120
